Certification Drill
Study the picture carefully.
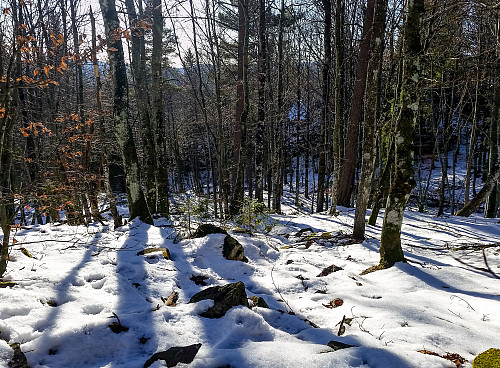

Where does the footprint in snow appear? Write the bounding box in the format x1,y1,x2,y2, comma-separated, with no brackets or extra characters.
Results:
84,273,106,282
91,279,106,289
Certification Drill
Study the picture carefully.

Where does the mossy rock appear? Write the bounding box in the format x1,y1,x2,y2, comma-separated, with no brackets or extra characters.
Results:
473,348,500,368
249,296,269,309
8,342,29,368
192,224,227,238
137,247,171,260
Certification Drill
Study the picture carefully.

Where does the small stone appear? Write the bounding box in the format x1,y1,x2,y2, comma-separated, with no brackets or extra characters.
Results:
249,296,269,308
137,247,171,260
327,340,357,351
317,264,343,277
190,275,209,286
144,343,202,368
295,227,314,237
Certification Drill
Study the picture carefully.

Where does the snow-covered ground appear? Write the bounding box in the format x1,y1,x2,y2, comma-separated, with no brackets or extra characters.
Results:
1,207,499,367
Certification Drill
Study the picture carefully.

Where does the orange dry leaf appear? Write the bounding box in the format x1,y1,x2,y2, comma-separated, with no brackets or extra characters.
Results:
418,350,440,357
418,350,466,367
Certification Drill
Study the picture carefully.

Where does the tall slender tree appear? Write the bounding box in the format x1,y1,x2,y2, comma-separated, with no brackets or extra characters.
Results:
376,0,424,269
353,0,387,239
337,0,375,207
99,0,152,223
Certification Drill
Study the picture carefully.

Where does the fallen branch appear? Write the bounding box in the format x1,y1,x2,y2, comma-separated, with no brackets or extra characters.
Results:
453,250,500,279
453,243,500,251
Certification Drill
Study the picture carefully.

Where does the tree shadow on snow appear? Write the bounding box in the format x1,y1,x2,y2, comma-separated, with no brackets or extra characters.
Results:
25,228,102,366
394,262,500,302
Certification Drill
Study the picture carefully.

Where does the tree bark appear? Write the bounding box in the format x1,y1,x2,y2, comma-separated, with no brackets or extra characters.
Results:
90,6,122,228
99,0,152,224
353,0,387,239
124,0,157,212
485,15,500,218
458,14,500,217
255,0,267,203
272,0,285,213
230,0,247,216
329,0,343,215
337,0,375,207
378,0,424,268
152,0,169,217
317,0,332,212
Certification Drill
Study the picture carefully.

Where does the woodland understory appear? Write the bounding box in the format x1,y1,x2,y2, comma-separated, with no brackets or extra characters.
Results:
1,0,500,278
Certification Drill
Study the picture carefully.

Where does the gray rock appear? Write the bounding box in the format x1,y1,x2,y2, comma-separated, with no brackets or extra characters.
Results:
144,343,202,368
192,224,227,238
223,235,248,262
327,340,357,351
189,282,249,318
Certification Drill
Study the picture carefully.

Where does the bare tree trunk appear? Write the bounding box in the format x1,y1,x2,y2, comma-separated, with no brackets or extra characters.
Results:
337,0,375,207
317,0,332,212
124,0,157,212
329,0,343,215
378,0,424,269
205,0,226,216
152,0,169,217
486,15,500,217
90,7,122,228
465,68,480,207
230,0,247,216
353,0,387,239
272,0,285,213
0,4,19,276
459,14,500,217
99,0,152,223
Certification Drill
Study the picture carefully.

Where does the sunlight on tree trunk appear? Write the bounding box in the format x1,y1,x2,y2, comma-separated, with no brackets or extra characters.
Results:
378,0,424,269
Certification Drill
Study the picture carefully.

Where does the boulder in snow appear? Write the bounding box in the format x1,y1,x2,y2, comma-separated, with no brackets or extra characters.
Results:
223,235,248,262
189,281,249,318
192,224,227,238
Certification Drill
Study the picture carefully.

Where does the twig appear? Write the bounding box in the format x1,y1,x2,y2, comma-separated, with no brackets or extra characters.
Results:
450,295,475,311
337,315,346,336
270,263,294,314
453,254,500,279
448,309,462,319
453,242,500,251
